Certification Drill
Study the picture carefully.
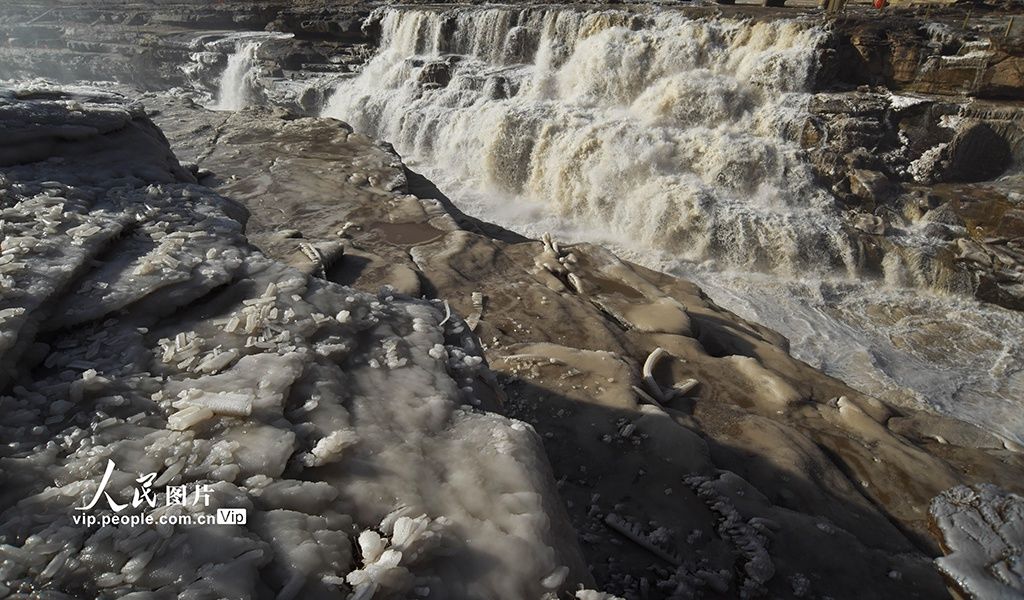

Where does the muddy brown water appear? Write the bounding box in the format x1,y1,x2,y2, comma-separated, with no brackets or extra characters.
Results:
371,221,446,246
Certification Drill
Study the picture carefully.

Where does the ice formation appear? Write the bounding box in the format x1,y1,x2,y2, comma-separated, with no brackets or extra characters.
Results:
930,484,1024,600
0,86,589,598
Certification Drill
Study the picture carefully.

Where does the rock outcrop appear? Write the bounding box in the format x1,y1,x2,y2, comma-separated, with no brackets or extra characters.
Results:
0,2,374,98
800,89,1024,309
818,12,1024,100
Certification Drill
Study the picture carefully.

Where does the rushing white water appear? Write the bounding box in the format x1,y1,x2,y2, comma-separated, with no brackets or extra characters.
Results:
182,32,292,112
213,39,263,111
324,6,1024,444
326,7,855,275
685,270,1024,445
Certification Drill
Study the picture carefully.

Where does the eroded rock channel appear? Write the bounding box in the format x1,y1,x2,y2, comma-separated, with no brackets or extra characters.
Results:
1,1,1024,599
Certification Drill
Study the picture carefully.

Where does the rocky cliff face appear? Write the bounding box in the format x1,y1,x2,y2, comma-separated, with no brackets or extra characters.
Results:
799,89,1024,306
0,2,373,91
819,13,1024,100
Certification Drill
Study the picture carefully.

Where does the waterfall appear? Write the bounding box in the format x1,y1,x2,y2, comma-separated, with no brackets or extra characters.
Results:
213,39,263,111
181,32,293,112
324,7,851,276
323,6,1024,445
183,31,332,115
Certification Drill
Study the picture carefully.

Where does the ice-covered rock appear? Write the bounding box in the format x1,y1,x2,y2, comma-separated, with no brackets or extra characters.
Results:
0,86,590,599
141,90,1024,600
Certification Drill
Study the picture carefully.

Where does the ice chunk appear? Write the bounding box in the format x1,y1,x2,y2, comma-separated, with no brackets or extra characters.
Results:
167,405,215,430
179,390,253,417
301,429,358,467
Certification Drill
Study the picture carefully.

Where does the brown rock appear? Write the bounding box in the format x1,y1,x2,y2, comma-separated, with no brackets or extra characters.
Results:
977,275,1024,311
418,61,452,87
938,122,1012,183
853,213,887,235
849,168,892,205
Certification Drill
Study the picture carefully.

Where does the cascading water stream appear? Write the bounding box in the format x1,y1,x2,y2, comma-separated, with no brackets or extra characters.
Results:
324,6,1024,444
182,32,294,112
213,40,263,111
326,8,852,275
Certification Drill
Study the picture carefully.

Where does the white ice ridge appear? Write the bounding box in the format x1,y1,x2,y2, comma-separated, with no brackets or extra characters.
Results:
0,85,590,599
324,6,852,276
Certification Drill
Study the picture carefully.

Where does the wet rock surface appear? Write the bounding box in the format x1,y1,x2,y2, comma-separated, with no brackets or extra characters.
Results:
801,89,1024,309
130,92,1024,599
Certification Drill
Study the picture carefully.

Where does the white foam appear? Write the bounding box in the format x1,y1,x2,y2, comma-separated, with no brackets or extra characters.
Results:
324,7,853,276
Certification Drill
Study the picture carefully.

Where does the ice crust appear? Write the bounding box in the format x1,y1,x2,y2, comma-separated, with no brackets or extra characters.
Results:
0,87,589,599
153,96,986,599
930,484,1024,600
